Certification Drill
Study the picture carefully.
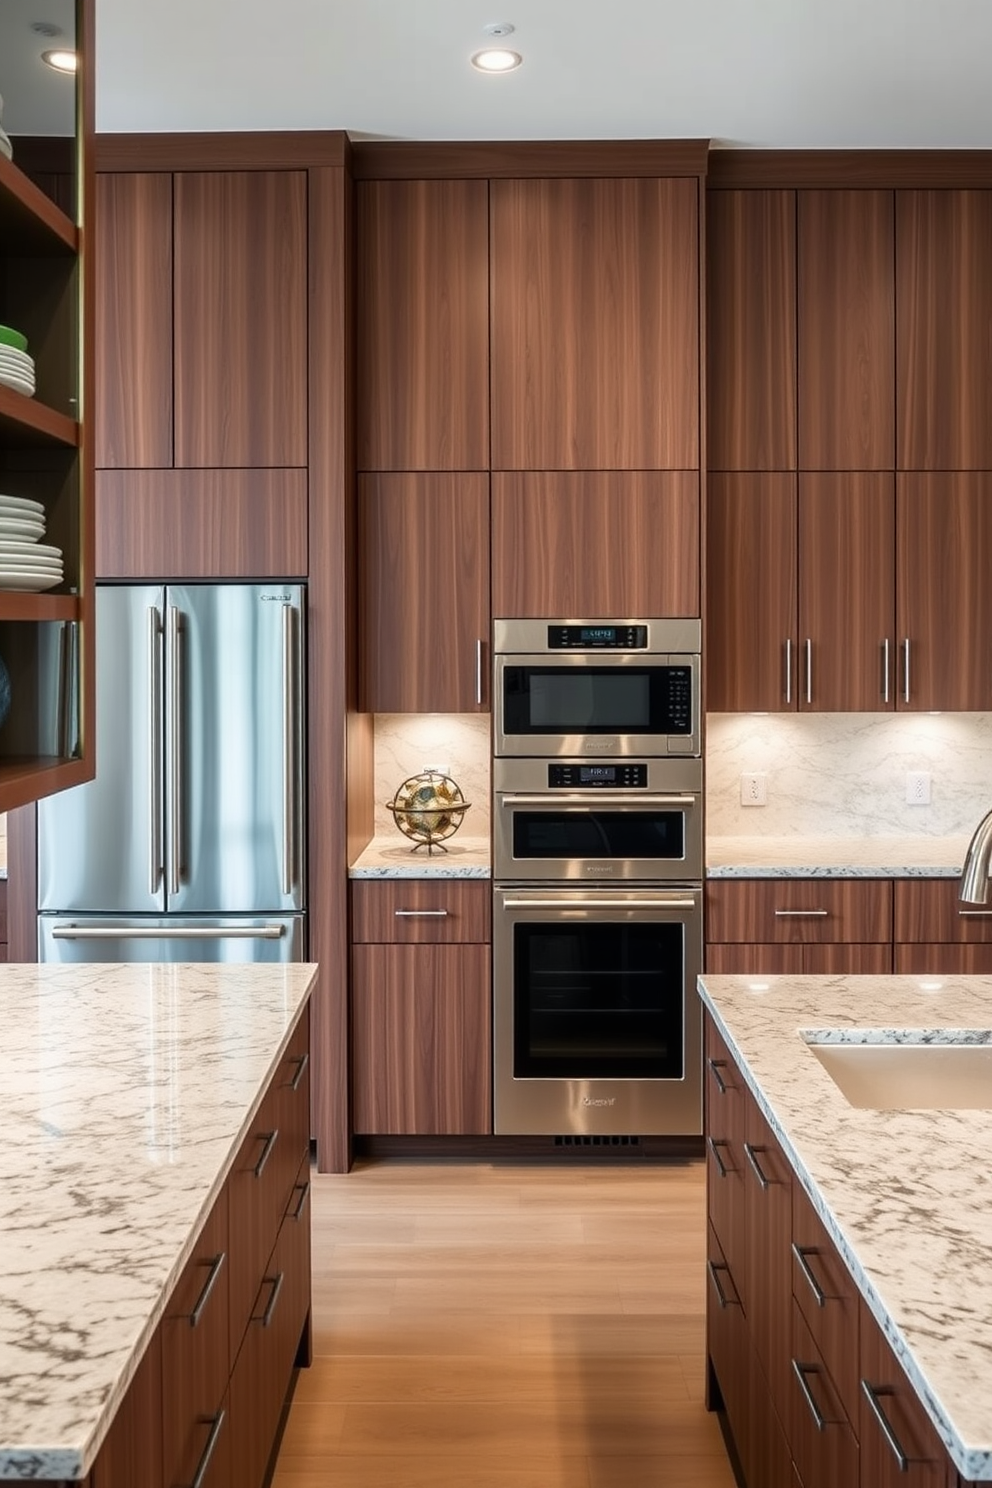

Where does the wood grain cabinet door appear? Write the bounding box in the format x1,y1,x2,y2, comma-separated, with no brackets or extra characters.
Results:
896,473,992,711
492,470,699,619
490,176,699,471
797,188,895,472
897,189,992,471
173,170,307,468
358,472,490,712
742,1095,794,1434
90,1331,164,1488
94,171,173,469
357,178,490,471
859,1296,955,1487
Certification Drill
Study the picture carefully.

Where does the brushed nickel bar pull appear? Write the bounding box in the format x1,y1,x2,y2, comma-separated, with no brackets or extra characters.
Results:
187,1410,226,1488
168,605,183,898
288,1051,310,1090
501,897,698,911
791,1242,827,1307
707,1057,728,1095
883,638,891,704
499,794,696,808
188,1253,226,1328
958,909,992,918
774,908,828,918
706,1260,738,1310
257,1272,285,1328
289,1181,310,1222
805,638,813,704
51,925,285,940
903,638,911,703
395,908,449,917
793,1360,827,1431
744,1141,773,1189
861,1380,910,1472
282,602,295,896
253,1129,279,1179
785,638,793,704
148,606,163,898
475,638,484,707
708,1137,730,1178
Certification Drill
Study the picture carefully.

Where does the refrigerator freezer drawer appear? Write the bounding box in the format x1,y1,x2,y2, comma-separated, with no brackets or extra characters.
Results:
38,915,306,964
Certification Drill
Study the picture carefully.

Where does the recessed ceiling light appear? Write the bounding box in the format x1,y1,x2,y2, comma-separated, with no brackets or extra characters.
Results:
42,49,77,74
471,47,523,73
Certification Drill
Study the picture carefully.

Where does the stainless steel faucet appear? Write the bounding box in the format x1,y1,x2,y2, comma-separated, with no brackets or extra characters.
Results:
959,808,992,904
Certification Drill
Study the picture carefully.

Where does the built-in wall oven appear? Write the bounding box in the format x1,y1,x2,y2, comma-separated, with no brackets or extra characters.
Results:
492,618,704,1138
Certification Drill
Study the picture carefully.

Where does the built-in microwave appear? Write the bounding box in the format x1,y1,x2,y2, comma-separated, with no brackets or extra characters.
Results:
493,618,701,759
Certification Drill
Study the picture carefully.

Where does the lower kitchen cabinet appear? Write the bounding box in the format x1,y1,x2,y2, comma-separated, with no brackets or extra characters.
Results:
706,878,893,975
90,1331,164,1488
894,878,992,974
859,1298,953,1487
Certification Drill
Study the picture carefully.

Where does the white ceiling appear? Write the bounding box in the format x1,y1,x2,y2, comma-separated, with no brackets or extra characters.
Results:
4,0,992,147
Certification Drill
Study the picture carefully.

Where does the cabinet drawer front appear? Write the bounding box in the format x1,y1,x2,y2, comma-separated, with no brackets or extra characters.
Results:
706,879,892,943
859,1296,952,1486
895,878,992,943
706,1219,750,1472
704,1016,747,1284
790,1299,860,1488
351,879,491,943
791,1180,860,1428
162,1187,231,1460
227,1074,294,1356
895,942,992,975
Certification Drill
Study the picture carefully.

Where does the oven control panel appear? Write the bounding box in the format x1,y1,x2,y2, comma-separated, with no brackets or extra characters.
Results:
547,624,648,648
548,763,649,788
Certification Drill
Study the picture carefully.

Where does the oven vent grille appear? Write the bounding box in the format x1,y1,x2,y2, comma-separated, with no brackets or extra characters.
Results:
554,1135,641,1147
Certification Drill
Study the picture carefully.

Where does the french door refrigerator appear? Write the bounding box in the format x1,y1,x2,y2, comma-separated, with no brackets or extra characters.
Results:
38,583,306,963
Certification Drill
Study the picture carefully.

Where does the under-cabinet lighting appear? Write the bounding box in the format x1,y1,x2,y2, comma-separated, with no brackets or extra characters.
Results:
42,48,77,73
747,982,770,993
918,981,943,992
471,47,522,72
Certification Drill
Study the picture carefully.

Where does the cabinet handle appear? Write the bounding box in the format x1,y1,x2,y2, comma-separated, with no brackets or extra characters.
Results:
793,1360,827,1431
805,638,813,704
188,1252,226,1328
743,1141,773,1189
289,1180,311,1222
256,1271,285,1328
791,1242,827,1308
475,637,484,707
282,601,296,896
707,1057,728,1095
708,1136,731,1178
902,637,911,703
706,1259,740,1310
883,638,891,704
253,1129,279,1178
394,909,449,918
187,1410,226,1488
958,909,992,918
774,908,828,918
168,605,184,898
286,1051,310,1090
861,1379,911,1472
148,606,163,897
785,638,793,705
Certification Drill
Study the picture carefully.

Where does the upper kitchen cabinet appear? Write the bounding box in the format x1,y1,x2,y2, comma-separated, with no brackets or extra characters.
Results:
798,189,895,471
0,0,95,813
358,472,490,713
95,168,308,470
707,189,796,472
896,189,992,470
489,176,699,471
357,179,489,472
492,471,699,618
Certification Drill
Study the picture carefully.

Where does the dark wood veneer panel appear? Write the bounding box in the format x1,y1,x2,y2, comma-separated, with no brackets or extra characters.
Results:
704,943,805,975
798,190,895,471
490,177,699,470
895,879,992,944
173,171,307,468
96,132,349,172
353,139,709,180
707,190,796,471
705,473,796,712
896,189,992,469
95,469,307,578
351,880,491,944
708,149,992,189
492,471,699,618
894,943,992,974
94,173,173,468
357,179,489,471
705,879,892,944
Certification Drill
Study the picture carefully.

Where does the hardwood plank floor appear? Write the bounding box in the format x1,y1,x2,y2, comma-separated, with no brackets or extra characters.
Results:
270,1159,735,1488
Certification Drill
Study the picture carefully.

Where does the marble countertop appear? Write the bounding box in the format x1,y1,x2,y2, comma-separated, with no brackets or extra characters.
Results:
698,970,992,1481
0,961,318,1481
706,834,970,878
350,834,491,878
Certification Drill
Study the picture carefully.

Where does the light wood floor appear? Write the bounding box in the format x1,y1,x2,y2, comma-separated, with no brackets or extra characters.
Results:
270,1158,736,1488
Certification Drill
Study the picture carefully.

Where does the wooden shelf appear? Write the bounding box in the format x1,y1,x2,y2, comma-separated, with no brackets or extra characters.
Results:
0,755,90,815
0,592,79,622
0,385,79,447
0,153,77,254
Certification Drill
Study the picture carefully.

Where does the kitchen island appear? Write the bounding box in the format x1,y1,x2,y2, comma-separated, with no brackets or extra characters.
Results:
0,960,317,1484
699,970,992,1484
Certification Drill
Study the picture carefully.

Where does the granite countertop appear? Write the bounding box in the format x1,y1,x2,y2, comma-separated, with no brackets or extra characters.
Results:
0,961,318,1481
706,834,971,878
350,834,492,878
698,970,992,1481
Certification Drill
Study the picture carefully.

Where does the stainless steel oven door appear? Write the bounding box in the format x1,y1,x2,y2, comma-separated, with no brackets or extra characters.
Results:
493,758,702,883
492,886,703,1136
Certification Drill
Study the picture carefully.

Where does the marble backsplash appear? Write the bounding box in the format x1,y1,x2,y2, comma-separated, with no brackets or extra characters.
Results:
706,712,992,839
372,714,491,841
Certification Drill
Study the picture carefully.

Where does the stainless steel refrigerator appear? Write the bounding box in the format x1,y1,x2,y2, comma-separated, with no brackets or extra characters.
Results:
37,583,306,963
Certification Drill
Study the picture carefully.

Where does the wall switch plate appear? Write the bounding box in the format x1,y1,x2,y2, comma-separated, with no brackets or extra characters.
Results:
740,772,768,806
906,770,932,805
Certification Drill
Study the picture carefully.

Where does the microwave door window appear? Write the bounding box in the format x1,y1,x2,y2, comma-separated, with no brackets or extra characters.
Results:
528,671,650,731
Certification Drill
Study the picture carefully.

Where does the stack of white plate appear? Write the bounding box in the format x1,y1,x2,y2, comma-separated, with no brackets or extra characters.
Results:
0,344,35,398
0,494,63,592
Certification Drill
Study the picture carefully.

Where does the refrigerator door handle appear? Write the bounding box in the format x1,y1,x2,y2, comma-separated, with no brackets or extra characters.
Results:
149,606,163,897
282,602,296,896
167,604,183,898
51,925,287,941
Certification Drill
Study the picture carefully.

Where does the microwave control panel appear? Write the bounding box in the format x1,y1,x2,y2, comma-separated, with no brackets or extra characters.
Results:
548,763,649,788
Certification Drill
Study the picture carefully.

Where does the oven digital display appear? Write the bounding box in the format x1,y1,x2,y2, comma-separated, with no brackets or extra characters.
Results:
580,627,616,644
580,765,616,784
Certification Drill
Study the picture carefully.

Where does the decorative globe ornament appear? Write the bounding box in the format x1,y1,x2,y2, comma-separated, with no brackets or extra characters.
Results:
385,770,472,855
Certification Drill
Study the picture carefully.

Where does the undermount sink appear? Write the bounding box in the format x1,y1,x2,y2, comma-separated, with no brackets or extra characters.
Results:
803,1035,992,1110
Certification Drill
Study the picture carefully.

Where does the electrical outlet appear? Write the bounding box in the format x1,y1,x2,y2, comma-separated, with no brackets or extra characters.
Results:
906,770,932,806
740,772,768,806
